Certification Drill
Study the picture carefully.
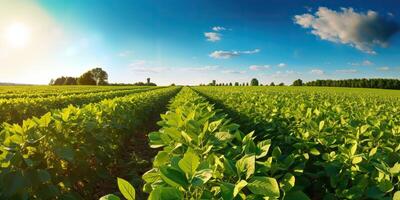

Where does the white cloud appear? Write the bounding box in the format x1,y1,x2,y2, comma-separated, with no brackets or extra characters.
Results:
336,69,358,74
209,49,260,59
128,60,170,73
222,70,246,74
377,66,390,71
212,26,226,32
182,65,219,72
277,63,286,67
349,59,374,66
269,70,302,79
118,50,133,57
131,66,169,73
204,32,221,42
362,60,373,66
129,60,148,66
249,65,270,71
294,7,400,54
310,69,325,75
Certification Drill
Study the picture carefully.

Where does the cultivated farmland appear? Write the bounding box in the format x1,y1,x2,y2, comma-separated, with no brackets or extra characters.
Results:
0,86,399,200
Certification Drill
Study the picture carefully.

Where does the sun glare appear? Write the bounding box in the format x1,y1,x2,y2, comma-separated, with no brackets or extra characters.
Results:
4,22,31,48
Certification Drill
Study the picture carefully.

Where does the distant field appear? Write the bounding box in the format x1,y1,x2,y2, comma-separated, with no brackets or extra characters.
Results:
1,86,398,200
195,85,400,97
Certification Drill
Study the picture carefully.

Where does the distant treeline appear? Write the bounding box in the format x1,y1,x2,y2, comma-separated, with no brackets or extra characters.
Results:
200,78,400,90
304,78,400,89
50,68,156,86
50,68,108,86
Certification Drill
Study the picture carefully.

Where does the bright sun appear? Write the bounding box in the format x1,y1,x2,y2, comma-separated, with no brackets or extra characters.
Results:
4,22,31,48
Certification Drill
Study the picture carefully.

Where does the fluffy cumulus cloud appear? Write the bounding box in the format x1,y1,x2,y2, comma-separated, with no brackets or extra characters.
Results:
209,49,260,59
310,69,325,75
294,7,400,54
249,65,270,71
204,32,221,42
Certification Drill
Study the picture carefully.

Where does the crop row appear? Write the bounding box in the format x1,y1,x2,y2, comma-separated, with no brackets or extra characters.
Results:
121,87,307,200
0,85,138,94
0,86,149,99
195,86,400,199
0,87,161,125
0,87,180,199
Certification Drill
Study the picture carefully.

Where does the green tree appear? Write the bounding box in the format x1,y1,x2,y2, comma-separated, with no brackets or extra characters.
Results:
292,79,303,86
90,68,108,85
78,71,96,85
250,78,259,86
54,77,67,85
270,82,275,86
64,77,78,85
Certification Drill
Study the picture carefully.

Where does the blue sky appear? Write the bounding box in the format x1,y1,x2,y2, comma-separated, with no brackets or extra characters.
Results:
0,0,399,85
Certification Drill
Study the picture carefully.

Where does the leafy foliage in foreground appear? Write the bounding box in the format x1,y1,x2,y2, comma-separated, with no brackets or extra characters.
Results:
141,88,309,199
0,87,179,199
195,86,400,199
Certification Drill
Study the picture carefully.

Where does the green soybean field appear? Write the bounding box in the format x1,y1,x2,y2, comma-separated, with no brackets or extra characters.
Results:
1,86,399,200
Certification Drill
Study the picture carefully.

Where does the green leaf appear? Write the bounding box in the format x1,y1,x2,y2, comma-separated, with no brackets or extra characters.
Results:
220,182,235,200
39,112,52,127
178,148,200,176
233,180,247,197
256,139,271,159
319,121,325,131
117,178,135,200
309,148,320,156
350,142,357,156
389,163,400,175
352,156,362,164
215,131,234,142
272,147,282,158
360,125,369,134
142,169,160,183
159,166,189,188
369,147,378,157
378,179,393,193
247,176,280,198
209,119,223,132
148,132,165,148
393,191,400,200
148,187,183,200
99,194,121,200
153,151,169,167
55,146,74,162
191,169,213,186
284,190,310,200
280,173,295,192
236,154,255,180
